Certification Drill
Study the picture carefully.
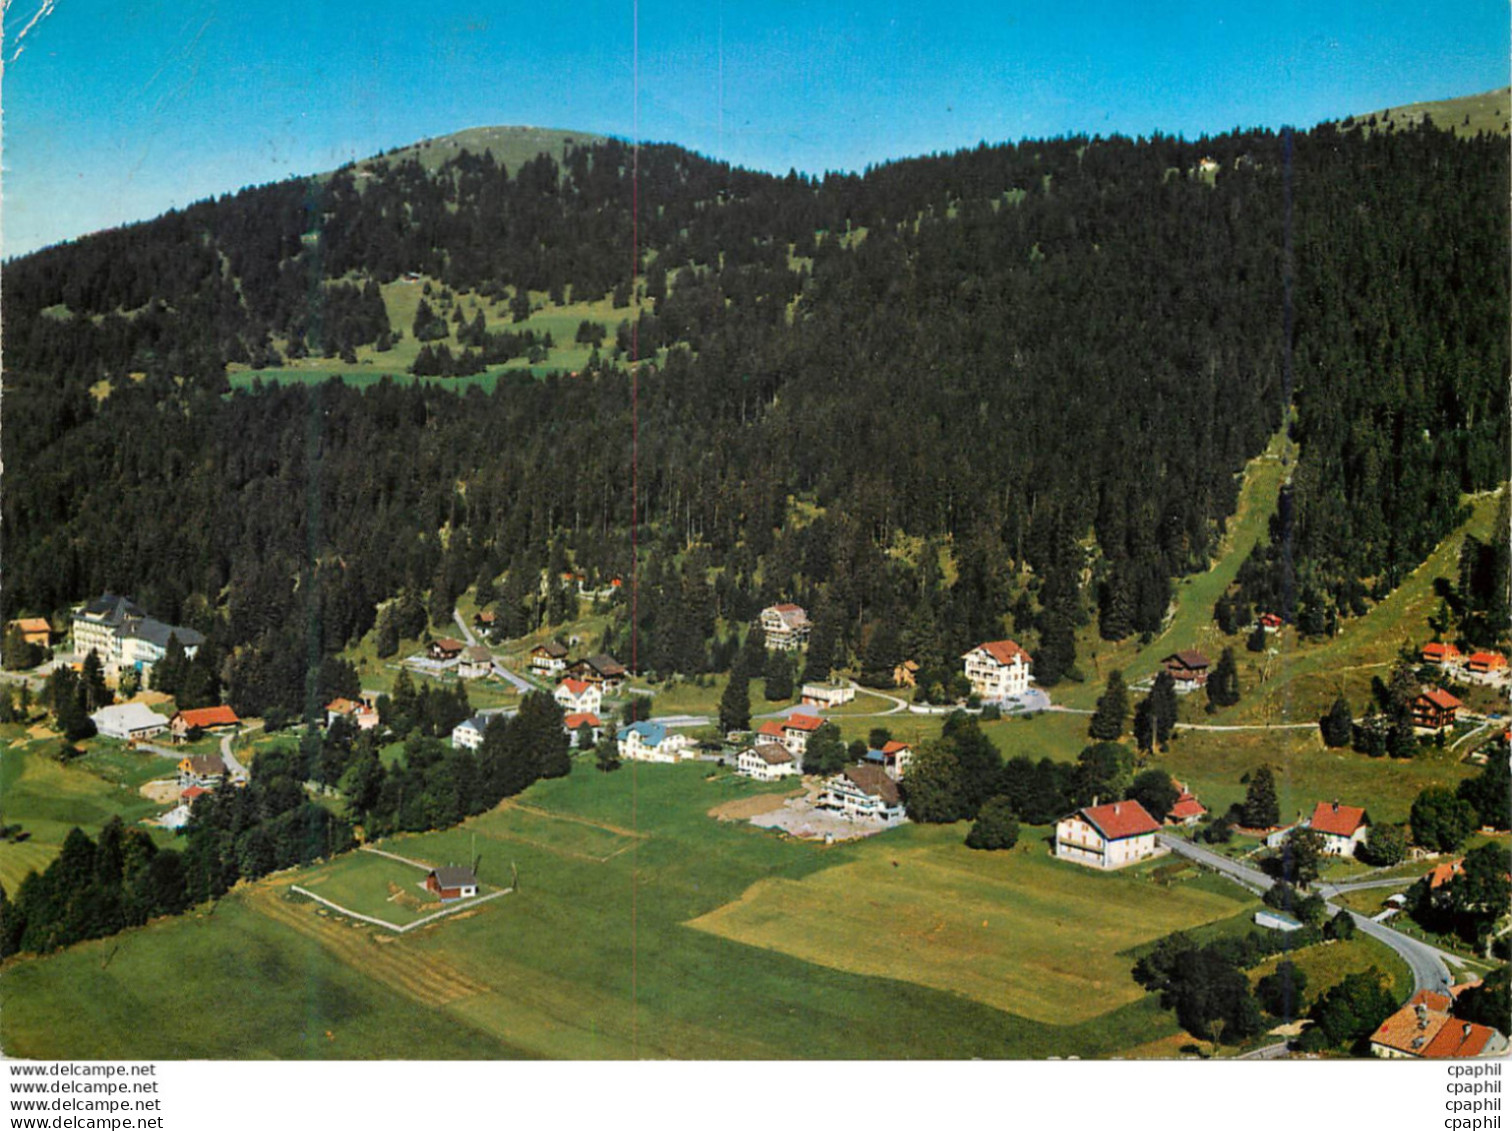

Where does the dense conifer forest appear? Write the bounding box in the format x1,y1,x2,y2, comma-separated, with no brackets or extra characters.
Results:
2,120,1506,719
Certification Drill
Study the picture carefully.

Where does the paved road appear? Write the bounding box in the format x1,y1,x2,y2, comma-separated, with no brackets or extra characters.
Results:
1157,833,1453,996
1238,1042,1292,1060
452,609,478,647
489,662,535,694
219,730,250,779
1317,876,1418,896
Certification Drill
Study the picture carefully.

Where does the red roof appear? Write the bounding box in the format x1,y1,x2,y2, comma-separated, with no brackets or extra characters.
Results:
773,603,803,613
1418,687,1464,710
783,713,825,733
757,720,786,738
1259,613,1283,627
971,639,1033,666
558,678,593,697
1468,652,1508,670
1169,796,1207,821
881,741,911,754
175,705,240,728
1309,801,1368,837
433,637,464,651
1421,642,1462,661
1423,1021,1500,1058
181,786,209,801
1429,858,1465,889
1079,800,1160,840
564,712,601,729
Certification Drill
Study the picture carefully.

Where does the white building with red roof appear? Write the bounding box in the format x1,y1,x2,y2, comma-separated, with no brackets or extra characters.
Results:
554,677,603,717
1306,800,1371,857
962,640,1034,700
1420,641,1464,668
759,603,812,651
1166,781,1207,827
1370,989,1509,1060
563,712,603,747
778,713,825,757
1055,799,1163,869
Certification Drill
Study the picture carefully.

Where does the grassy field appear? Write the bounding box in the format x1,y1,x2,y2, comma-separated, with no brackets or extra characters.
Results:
293,850,456,926
1154,727,1474,827
3,761,1236,1059
0,895,524,1059
0,729,178,893
687,825,1251,1024
1249,933,1414,1012
1337,87,1511,139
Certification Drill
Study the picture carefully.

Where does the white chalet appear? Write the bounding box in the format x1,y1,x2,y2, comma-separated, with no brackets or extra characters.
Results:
815,764,905,823
759,604,811,651
617,721,695,763
554,678,604,717
738,742,799,781
962,640,1033,700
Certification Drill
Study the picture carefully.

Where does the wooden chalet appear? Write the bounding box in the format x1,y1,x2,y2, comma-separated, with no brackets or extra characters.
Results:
428,638,465,662
1411,687,1463,732
1160,650,1210,690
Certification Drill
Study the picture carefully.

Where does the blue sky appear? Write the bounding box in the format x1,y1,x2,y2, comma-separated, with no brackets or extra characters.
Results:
3,1,1507,257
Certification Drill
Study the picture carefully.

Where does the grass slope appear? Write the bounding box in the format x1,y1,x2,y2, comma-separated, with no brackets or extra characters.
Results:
1336,88,1510,139
2,763,1231,1060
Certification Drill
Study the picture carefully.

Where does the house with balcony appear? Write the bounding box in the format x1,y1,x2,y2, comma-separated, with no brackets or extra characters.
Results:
1055,799,1162,869
961,640,1033,700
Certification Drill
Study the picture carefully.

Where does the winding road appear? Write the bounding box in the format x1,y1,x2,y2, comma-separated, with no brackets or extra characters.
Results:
1157,834,1454,996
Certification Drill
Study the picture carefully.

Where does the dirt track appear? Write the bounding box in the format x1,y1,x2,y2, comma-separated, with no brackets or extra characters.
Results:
707,790,802,822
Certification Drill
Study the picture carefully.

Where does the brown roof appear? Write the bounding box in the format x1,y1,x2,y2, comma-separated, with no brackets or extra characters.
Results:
1309,801,1368,838
1079,800,1160,840
432,637,464,652
585,654,625,677
842,764,900,804
969,639,1032,667
531,640,568,658
181,754,226,776
752,742,793,765
1162,650,1210,671
462,645,491,662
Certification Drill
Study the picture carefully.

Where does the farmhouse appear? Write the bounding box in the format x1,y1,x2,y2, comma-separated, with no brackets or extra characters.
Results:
759,603,811,651
1257,612,1283,632
961,640,1033,700
528,640,569,677
815,764,905,822
1166,781,1207,826
778,713,825,757
458,645,493,679
474,609,497,630
177,753,227,790
800,682,854,709
862,740,914,781
71,594,204,682
563,712,603,746
554,677,603,717
1411,687,1463,733
1420,641,1463,668
451,715,489,751
617,721,695,763
1054,799,1162,870
565,654,627,694
89,701,169,741
1307,801,1370,857
168,705,240,742
1370,990,1509,1059
425,866,479,902
738,742,798,781
1160,650,1210,692
325,696,379,731
7,618,51,648
1428,858,1465,889
427,638,464,662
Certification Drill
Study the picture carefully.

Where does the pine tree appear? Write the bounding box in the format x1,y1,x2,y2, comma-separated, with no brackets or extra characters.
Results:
718,669,751,733
1242,766,1281,829
1320,696,1353,748
1205,647,1240,710
763,650,794,701
1089,670,1129,741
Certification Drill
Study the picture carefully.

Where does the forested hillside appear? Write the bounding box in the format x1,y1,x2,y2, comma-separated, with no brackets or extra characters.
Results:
2,118,1505,718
